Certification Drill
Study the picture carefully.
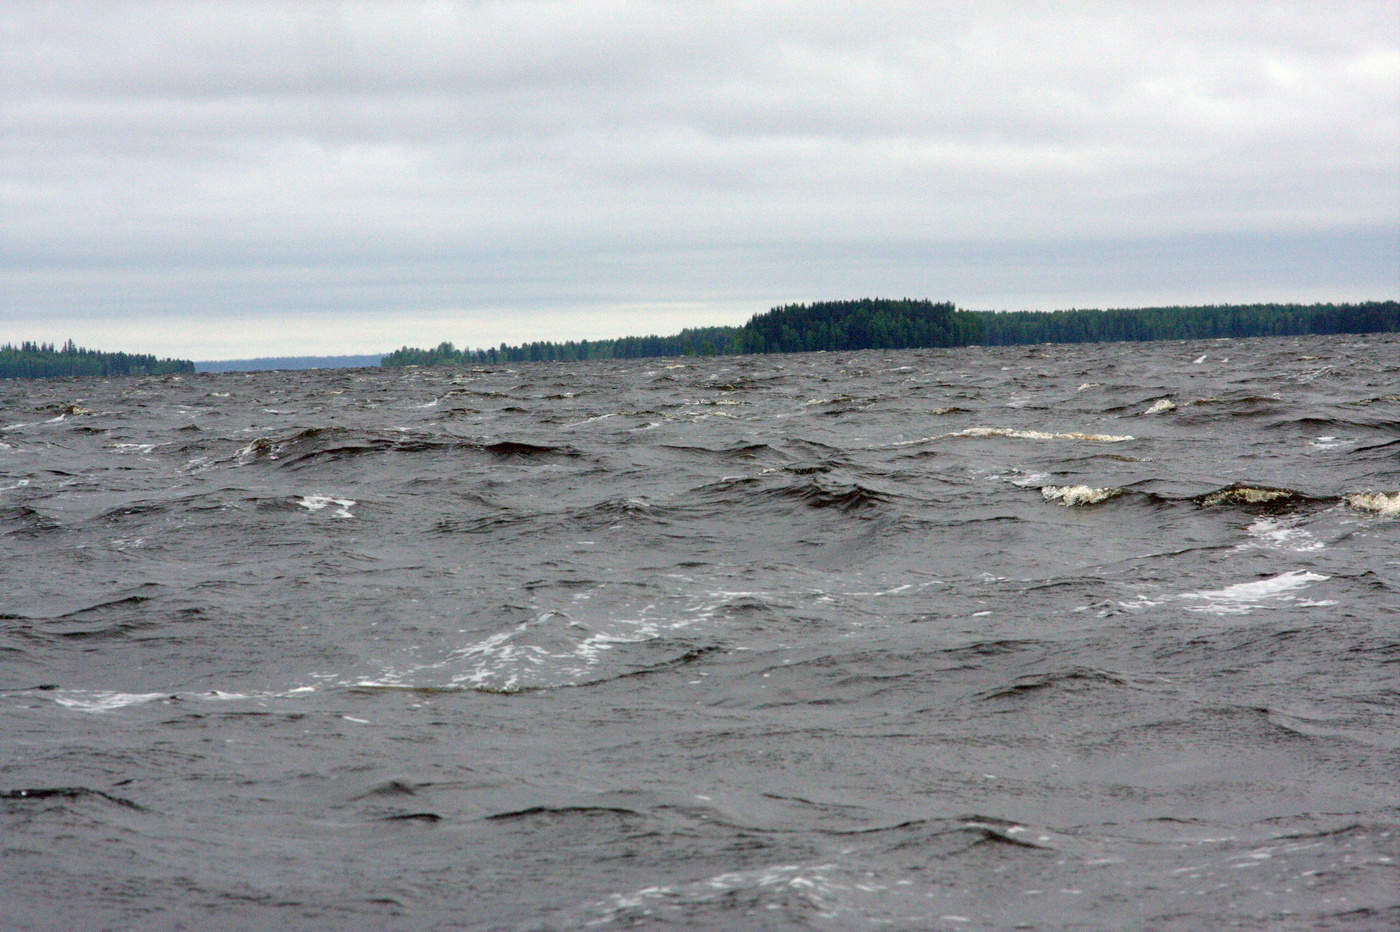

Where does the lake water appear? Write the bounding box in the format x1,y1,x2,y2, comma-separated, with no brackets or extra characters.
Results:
2,333,1397,930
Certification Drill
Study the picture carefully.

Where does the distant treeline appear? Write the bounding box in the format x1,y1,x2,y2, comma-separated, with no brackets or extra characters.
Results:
381,299,1398,367
382,299,981,365
0,340,195,379
383,325,749,367
975,301,1399,345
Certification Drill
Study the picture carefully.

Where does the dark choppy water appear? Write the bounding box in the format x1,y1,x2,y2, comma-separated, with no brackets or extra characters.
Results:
2,334,1398,931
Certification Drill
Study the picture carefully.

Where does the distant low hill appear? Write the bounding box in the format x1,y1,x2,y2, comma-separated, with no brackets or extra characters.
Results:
195,354,383,373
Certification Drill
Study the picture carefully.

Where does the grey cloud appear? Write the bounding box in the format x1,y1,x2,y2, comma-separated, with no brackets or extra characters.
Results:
1,1,1396,357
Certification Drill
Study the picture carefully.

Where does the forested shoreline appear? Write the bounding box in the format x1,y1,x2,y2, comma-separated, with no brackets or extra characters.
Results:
381,300,1399,367
6,301,1393,378
0,340,195,379
975,301,1399,345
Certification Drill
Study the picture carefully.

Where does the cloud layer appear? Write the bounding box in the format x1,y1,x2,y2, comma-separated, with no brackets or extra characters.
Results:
3,1,1397,357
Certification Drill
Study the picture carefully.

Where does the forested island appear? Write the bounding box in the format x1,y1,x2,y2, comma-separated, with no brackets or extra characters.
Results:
0,340,195,379
381,299,1398,367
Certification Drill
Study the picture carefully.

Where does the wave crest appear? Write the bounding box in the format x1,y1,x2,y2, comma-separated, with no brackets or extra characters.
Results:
1041,485,1125,506
1344,491,1400,516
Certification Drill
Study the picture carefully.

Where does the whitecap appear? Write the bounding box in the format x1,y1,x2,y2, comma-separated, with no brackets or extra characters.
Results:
948,427,1133,443
1144,398,1176,414
299,495,356,518
236,437,276,462
1180,570,1329,615
443,613,659,693
1240,517,1323,553
51,690,169,713
590,861,857,924
1200,486,1299,506
1041,485,1124,506
1344,492,1400,516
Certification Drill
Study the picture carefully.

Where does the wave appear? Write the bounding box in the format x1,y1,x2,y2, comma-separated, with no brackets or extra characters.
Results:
297,494,356,519
230,426,584,467
658,441,786,462
1179,569,1330,615
1343,491,1400,516
0,504,60,535
764,477,891,513
48,689,172,712
1,786,143,809
685,472,892,516
4,589,159,623
946,426,1135,443
1041,485,1125,506
356,611,715,694
976,667,1133,701
481,440,581,460
1050,482,1397,516
1196,483,1316,510
486,804,645,823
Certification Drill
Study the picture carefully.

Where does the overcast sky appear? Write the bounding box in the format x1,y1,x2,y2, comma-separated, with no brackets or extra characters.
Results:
3,1,1397,359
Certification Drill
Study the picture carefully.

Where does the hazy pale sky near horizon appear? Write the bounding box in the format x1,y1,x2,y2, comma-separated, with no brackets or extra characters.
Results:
3,1,1398,359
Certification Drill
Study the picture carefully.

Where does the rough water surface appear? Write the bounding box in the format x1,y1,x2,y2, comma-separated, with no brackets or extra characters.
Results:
2,333,1397,930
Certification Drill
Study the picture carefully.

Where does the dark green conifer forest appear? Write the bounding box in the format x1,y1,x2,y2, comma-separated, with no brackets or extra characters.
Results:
380,300,1398,368
0,340,195,379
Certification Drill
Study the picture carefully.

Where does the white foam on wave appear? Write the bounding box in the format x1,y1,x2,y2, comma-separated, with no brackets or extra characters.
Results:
1041,485,1125,506
298,494,355,518
448,619,658,692
1344,492,1400,516
949,427,1134,443
42,686,313,713
562,412,617,429
51,690,170,713
1200,486,1298,506
235,437,276,462
987,468,1051,488
1240,517,1323,553
589,861,865,925
1180,570,1330,615
364,607,680,693
1144,398,1176,414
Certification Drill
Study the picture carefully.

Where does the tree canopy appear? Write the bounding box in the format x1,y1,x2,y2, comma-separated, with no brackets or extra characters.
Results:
0,340,195,379
381,299,1398,369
